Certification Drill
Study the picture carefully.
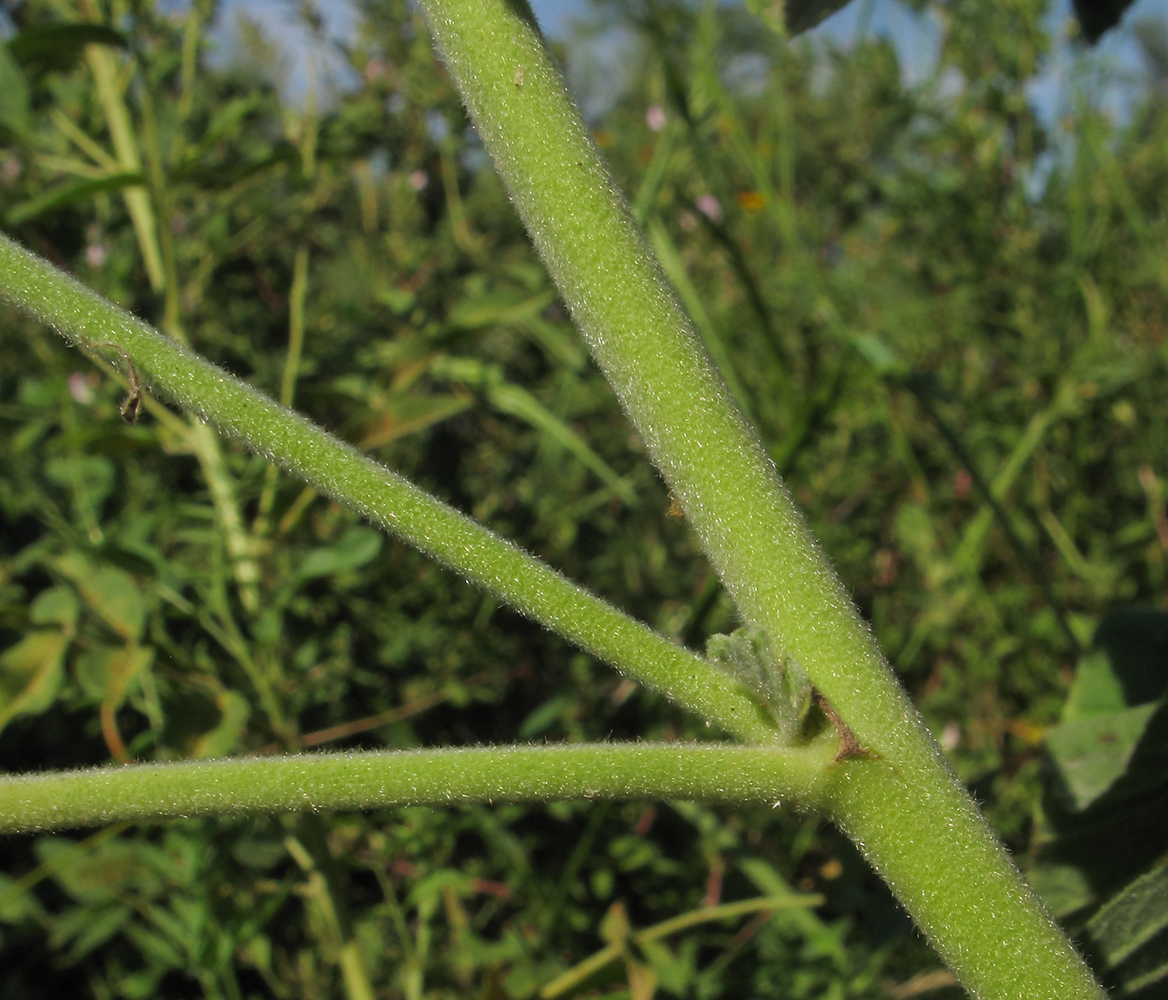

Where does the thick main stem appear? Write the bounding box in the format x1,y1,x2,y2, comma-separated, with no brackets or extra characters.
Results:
411,1,1105,996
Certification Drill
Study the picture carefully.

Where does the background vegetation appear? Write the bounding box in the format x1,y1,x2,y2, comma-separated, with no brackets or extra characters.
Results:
1,0,1167,995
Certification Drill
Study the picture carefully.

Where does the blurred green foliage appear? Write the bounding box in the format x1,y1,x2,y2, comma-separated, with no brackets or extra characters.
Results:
1,0,1167,995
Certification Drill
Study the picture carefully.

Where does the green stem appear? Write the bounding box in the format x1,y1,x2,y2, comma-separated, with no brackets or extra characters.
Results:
100,44,262,612
417,0,916,753
279,246,310,410
906,377,1078,650
255,244,311,534
541,894,823,998
0,233,771,744
189,418,262,613
821,763,1099,1000
408,1,1106,996
0,741,834,834
74,0,166,293
288,818,378,1000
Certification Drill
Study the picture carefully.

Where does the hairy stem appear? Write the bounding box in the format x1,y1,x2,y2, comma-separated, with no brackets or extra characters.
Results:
417,0,917,756
0,741,834,834
410,0,1105,996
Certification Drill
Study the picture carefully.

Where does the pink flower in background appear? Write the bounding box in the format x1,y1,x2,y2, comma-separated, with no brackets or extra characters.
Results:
86,243,108,268
68,372,96,405
408,169,429,192
364,57,387,83
645,104,666,132
695,194,722,223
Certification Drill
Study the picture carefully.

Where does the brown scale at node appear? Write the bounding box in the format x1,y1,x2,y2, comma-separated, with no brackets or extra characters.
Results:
93,343,144,424
813,688,873,762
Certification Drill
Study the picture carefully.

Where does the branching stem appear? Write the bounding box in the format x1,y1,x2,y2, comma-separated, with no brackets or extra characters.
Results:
0,233,772,745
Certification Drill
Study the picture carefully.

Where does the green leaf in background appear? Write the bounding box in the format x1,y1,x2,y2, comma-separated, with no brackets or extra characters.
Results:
49,901,132,961
358,392,471,450
1032,610,1168,917
488,381,639,507
36,836,167,905
432,356,638,506
5,173,145,227
0,630,69,733
1089,607,1168,708
1108,941,1168,998
29,586,80,632
296,526,384,581
0,872,46,923
0,44,31,138
743,0,787,35
6,23,127,79
1062,649,1129,722
54,551,147,644
45,455,117,517
1031,698,1168,918
648,220,755,418
851,332,908,378
1045,701,1159,811
518,693,577,738
177,94,264,167
157,680,253,759
447,287,556,330
1046,607,1168,813
189,689,251,758
74,644,154,707
374,285,416,317
1046,607,1168,809
1085,856,1168,994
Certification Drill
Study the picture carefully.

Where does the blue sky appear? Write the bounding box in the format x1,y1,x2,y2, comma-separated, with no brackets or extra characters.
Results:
213,0,1162,128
